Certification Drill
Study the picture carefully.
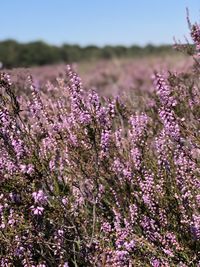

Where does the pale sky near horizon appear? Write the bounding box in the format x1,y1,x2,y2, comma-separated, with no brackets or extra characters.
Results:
1,0,200,46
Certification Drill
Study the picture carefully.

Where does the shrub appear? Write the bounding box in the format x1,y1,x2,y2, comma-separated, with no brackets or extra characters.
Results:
0,18,199,267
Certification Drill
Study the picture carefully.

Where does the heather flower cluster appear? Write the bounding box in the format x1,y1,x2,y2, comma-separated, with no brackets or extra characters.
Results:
191,23,200,57
0,20,199,267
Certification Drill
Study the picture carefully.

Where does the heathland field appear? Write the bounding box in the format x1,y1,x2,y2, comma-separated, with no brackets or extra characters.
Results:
0,25,200,266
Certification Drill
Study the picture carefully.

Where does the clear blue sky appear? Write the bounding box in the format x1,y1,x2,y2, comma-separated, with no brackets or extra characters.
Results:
1,0,200,46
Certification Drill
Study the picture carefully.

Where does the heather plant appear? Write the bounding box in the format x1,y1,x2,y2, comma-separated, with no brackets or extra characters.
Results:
0,19,200,267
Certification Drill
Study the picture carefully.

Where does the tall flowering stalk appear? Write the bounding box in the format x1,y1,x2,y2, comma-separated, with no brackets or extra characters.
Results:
191,23,200,57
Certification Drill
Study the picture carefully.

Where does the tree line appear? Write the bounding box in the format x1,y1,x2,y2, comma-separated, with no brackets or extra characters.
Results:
0,40,174,68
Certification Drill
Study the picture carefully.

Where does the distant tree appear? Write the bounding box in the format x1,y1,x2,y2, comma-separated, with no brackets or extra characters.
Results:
0,39,174,68
101,46,115,59
0,40,20,67
82,45,101,60
18,41,62,66
61,44,82,62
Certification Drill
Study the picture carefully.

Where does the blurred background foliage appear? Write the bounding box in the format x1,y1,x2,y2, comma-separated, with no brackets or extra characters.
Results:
0,40,175,68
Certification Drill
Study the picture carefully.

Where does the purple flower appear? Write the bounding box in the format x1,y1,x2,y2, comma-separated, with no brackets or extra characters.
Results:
100,129,111,157
31,206,44,216
150,258,161,267
32,190,47,205
191,23,200,56
62,197,68,206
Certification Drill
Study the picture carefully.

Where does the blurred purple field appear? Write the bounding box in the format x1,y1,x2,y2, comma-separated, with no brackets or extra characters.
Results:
6,54,193,96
